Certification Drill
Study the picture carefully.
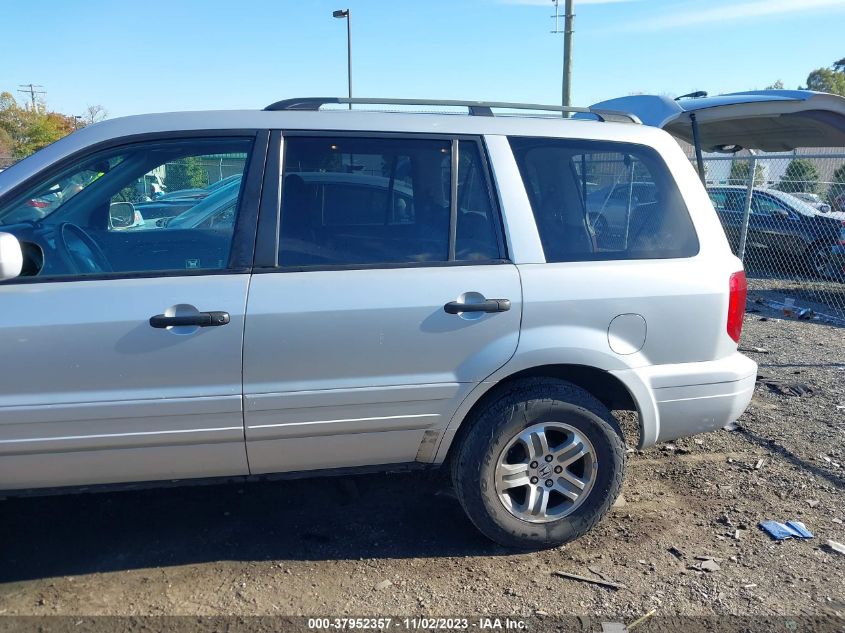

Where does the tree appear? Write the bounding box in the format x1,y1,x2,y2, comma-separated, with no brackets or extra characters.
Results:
728,160,764,186
0,127,13,165
164,156,208,191
804,62,845,96
765,80,784,90
778,158,820,194
83,104,108,125
0,91,77,159
826,162,845,208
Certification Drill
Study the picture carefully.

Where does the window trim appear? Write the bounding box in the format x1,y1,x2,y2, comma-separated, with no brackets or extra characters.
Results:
0,130,268,285
253,130,510,273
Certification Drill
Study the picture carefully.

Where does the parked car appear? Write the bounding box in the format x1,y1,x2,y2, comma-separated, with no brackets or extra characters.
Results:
585,181,657,241
706,185,845,280
164,172,416,233
163,177,243,229
134,174,246,222
0,97,757,549
790,192,832,214
158,174,244,204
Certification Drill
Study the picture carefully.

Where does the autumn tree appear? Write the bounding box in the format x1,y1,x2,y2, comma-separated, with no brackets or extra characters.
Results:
0,92,77,159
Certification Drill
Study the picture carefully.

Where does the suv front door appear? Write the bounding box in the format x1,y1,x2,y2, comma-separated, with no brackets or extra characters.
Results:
0,133,267,490
242,134,521,473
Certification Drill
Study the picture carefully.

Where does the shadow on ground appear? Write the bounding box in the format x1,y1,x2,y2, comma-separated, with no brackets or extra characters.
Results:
0,472,502,584
736,426,845,491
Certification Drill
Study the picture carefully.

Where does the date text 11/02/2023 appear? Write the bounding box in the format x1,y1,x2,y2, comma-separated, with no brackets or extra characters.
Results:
306,617,528,630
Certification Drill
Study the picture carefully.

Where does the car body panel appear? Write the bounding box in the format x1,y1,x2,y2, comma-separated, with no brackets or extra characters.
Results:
242,265,522,474
0,275,250,490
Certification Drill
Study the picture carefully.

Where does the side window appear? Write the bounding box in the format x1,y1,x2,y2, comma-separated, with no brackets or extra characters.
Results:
508,137,699,261
278,137,502,267
0,137,253,279
751,195,787,216
709,190,746,212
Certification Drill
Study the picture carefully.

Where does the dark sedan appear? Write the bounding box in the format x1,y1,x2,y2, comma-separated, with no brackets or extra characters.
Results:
707,186,845,280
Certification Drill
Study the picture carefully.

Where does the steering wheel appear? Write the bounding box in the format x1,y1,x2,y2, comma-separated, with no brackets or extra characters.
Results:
55,222,112,274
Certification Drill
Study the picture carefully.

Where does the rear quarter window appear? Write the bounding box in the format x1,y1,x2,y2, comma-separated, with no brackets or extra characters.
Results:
508,137,699,262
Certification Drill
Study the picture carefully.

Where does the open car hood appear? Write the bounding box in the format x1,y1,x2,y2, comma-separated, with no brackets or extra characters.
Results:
590,90,845,152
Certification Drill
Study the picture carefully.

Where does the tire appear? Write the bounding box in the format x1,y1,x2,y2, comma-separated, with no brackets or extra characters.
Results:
806,242,835,280
450,378,625,549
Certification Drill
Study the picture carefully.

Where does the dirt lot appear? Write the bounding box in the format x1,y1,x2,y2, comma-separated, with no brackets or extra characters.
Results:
1,302,843,624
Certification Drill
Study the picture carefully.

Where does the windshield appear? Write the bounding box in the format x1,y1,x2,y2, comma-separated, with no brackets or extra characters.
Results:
167,177,242,228
0,155,126,226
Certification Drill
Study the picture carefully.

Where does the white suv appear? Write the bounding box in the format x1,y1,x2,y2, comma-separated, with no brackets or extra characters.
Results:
0,98,756,549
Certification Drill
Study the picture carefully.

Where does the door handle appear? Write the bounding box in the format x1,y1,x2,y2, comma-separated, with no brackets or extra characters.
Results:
444,299,511,315
149,311,230,328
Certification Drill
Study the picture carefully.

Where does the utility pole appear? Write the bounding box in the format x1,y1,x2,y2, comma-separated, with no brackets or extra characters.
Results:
551,0,574,114
17,84,46,112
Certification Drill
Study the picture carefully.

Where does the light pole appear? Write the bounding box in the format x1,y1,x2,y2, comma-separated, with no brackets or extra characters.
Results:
333,9,352,110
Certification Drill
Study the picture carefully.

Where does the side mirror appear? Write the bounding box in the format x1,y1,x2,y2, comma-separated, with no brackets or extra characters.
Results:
0,232,23,281
109,201,136,229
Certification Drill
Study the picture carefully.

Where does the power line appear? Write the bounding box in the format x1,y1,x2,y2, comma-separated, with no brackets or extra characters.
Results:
17,84,46,111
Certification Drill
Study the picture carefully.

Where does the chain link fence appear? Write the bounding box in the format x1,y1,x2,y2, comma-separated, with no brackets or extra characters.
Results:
693,150,845,324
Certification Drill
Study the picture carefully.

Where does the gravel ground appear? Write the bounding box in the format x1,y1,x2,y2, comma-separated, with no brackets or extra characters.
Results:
1,305,843,624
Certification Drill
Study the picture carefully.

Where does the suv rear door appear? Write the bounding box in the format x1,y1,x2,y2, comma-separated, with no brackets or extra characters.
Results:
590,90,845,153
242,133,521,474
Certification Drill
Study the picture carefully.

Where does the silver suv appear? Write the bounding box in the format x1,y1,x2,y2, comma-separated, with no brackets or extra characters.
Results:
0,98,757,549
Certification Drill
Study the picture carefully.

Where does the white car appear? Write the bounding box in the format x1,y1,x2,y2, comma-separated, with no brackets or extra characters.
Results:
791,191,832,213
0,98,756,548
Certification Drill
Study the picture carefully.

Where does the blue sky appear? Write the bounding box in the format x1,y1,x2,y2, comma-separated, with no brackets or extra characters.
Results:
3,0,845,118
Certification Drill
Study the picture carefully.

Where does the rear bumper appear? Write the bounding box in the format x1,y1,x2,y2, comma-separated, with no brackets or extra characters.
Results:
612,352,757,448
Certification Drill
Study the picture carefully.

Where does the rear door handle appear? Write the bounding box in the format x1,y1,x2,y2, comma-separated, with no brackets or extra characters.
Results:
444,299,511,314
149,311,230,328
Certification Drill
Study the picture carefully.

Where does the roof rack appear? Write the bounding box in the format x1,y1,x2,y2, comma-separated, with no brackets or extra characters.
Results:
263,97,641,124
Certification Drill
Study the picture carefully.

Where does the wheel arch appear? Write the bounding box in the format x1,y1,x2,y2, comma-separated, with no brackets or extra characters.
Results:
433,363,647,464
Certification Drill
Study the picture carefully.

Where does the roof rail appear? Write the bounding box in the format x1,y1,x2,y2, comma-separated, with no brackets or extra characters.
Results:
263,97,641,124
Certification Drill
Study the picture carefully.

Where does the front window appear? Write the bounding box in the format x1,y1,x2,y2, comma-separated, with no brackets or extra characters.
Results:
0,138,253,279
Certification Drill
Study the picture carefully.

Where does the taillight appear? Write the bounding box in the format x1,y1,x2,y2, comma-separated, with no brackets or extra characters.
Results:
727,270,747,344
